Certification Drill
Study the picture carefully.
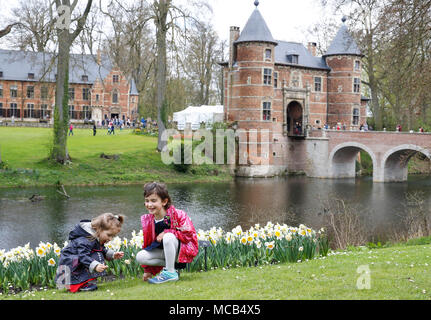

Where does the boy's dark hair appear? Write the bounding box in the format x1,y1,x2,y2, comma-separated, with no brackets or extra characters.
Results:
144,182,172,210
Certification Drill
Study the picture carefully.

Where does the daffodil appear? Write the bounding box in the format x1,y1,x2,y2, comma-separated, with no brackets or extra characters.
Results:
36,247,46,258
265,241,275,250
240,236,247,245
48,258,56,267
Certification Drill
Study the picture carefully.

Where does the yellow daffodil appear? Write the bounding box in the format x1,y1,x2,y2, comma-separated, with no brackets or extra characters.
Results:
36,247,46,258
240,236,247,245
265,241,275,250
48,258,56,267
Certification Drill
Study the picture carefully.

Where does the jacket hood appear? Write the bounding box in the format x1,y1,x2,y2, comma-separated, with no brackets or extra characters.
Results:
68,219,96,240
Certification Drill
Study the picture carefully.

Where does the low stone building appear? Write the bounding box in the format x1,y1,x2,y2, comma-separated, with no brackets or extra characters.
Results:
0,49,139,124
220,2,369,177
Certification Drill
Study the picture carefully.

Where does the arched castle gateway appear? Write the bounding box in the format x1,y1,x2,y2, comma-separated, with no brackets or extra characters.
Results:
220,1,431,182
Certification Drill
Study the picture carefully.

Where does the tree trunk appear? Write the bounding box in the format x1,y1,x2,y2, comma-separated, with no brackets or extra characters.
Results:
156,0,169,152
51,29,71,164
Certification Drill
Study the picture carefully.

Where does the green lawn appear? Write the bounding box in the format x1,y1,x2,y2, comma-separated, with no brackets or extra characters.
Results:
2,244,431,300
0,127,232,187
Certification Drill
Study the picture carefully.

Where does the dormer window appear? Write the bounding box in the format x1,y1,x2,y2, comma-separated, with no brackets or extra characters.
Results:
113,75,119,83
82,75,88,82
28,73,35,80
265,49,271,60
287,54,299,64
0,71,3,78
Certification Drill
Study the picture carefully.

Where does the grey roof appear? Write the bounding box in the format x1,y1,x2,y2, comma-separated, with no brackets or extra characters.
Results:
129,77,138,95
275,41,330,70
0,49,138,94
324,24,361,56
235,8,277,45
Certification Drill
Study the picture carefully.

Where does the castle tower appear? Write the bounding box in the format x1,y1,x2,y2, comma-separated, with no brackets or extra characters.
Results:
324,17,364,129
224,1,282,175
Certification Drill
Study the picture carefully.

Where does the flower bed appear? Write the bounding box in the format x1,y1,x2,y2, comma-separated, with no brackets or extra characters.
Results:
0,222,328,294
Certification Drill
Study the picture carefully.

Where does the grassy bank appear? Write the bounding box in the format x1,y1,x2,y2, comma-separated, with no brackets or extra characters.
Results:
2,243,431,300
0,127,232,187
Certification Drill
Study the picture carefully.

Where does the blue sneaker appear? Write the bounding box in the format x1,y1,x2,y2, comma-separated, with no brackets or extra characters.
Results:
148,268,179,284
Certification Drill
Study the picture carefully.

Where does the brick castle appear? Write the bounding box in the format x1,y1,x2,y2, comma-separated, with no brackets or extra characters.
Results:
220,2,369,176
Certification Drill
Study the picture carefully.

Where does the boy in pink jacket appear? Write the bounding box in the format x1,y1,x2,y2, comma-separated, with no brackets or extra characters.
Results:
136,182,198,284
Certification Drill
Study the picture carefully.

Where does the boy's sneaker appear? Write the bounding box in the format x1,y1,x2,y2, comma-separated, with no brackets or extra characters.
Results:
148,268,179,284
79,282,98,292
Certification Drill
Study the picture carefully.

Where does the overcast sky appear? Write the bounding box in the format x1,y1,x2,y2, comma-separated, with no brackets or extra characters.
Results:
0,0,342,48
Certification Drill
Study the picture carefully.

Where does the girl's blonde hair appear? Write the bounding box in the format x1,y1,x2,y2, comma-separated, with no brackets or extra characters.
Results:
91,213,125,239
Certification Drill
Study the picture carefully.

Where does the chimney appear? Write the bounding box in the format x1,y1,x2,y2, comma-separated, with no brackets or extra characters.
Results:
97,49,101,66
229,26,240,68
307,42,317,56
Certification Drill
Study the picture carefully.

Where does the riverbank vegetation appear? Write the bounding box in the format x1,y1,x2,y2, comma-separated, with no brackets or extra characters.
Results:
0,127,232,188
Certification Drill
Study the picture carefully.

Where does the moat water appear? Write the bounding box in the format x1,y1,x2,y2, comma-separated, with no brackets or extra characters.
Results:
1,175,431,250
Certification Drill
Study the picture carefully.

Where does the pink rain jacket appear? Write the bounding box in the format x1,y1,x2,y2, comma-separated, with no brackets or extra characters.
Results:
140,205,199,275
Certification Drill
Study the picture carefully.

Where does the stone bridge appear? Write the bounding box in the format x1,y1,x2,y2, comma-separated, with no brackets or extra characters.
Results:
302,130,431,182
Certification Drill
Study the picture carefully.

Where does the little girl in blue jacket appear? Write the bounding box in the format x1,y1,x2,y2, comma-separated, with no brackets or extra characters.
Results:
55,213,125,292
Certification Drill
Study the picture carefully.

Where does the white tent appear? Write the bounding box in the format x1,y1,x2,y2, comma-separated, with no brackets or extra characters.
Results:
173,105,224,130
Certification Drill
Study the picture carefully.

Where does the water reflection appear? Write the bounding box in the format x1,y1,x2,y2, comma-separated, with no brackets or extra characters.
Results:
0,175,430,250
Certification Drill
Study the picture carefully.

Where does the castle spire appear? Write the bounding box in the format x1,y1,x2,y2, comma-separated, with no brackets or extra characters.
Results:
235,2,277,45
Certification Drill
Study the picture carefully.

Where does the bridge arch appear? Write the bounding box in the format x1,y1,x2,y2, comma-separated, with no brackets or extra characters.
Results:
329,142,377,179
381,144,431,182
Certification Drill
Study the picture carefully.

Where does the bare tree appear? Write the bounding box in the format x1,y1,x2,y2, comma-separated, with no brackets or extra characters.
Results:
6,0,56,52
183,21,222,105
51,0,93,164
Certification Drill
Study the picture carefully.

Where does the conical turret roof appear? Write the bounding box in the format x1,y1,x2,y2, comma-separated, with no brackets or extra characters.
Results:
324,23,362,57
235,8,277,45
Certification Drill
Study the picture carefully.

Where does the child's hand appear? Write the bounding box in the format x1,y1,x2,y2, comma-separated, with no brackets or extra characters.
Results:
114,252,124,259
95,264,108,273
156,232,165,242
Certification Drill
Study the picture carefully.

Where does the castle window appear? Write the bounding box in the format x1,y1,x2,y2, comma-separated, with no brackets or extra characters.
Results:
83,105,91,119
82,75,88,82
274,72,278,88
27,86,34,98
82,88,90,100
10,85,17,98
112,90,119,103
262,102,271,121
314,77,322,92
352,108,360,125
265,49,271,60
69,105,75,119
0,84,2,98
0,103,3,115
26,103,35,118
113,75,119,83
41,86,48,100
354,60,361,71
263,68,272,85
287,54,299,64
353,78,361,93
41,104,48,118
96,94,99,102
0,71,3,78
28,73,35,80
68,87,75,100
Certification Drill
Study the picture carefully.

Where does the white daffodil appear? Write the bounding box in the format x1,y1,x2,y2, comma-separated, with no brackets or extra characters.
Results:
48,258,56,267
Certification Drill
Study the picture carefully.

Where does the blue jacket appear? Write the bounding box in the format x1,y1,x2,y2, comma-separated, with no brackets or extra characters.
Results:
55,220,114,286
